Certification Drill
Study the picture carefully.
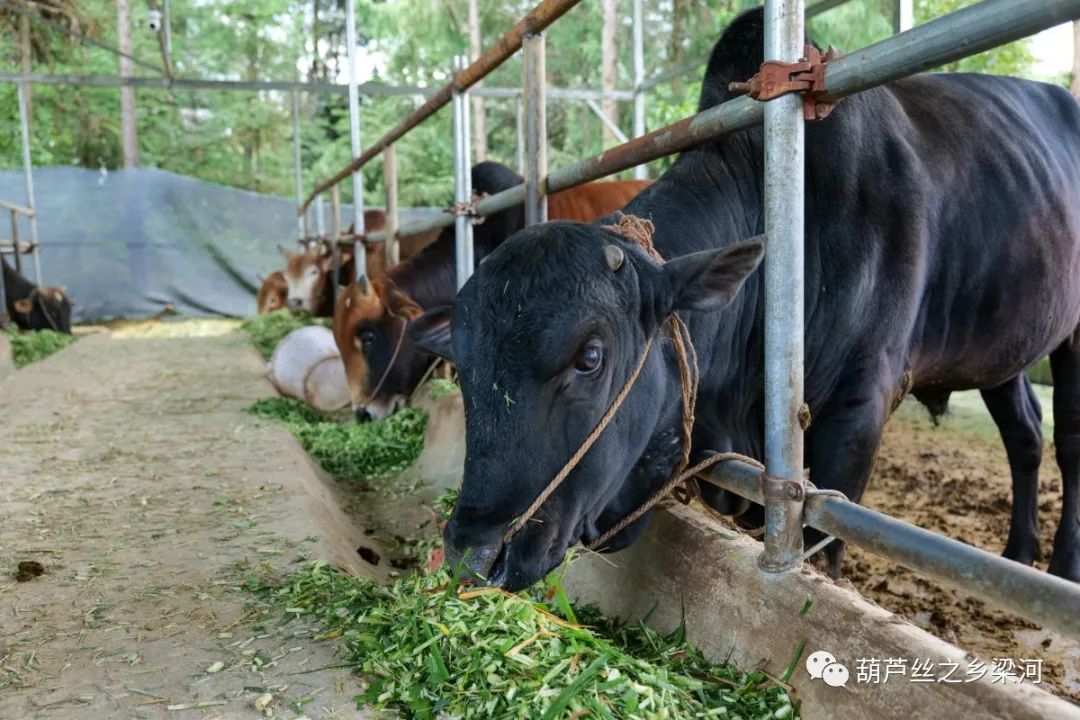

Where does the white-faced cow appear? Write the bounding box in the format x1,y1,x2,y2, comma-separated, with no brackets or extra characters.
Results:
335,161,651,422
2,256,73,334
412,9,1080,590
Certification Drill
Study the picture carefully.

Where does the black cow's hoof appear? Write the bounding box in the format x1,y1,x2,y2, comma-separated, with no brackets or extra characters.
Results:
1002,533,1042,566
1048,530,1080,582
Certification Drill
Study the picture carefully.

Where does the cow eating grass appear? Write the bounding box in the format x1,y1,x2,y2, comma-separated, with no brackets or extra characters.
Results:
411,9,1080,590
334,160,651,423
2,255,73,334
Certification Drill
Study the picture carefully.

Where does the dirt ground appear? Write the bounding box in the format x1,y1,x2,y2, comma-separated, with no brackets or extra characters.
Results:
0,327,416,719
848,393,1080,702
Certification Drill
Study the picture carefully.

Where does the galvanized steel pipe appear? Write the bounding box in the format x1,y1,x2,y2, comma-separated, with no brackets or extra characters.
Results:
452,56,475,290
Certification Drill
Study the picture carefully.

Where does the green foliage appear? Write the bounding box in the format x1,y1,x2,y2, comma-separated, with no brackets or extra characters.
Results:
427,377,460,400
5,328,78,369
246,397,427,479
0,0,1043,207
245,561,798,720
239,309,323,360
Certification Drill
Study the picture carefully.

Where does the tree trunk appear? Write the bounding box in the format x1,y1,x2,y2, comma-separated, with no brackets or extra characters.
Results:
116,0,139,167
669,0,689,94
310,0,322,82
601,0,619,142
468,0,486,162
1072,20,1080,101
19,13,32,118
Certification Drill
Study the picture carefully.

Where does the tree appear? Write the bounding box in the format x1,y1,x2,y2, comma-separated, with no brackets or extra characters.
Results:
116,0,138,167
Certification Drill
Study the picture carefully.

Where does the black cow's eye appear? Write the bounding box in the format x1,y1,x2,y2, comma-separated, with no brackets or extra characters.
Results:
359,329,376,347
574,340,604,374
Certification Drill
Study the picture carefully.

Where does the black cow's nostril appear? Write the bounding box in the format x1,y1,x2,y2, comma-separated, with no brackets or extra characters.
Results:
287,298,302,309
354,407,372,423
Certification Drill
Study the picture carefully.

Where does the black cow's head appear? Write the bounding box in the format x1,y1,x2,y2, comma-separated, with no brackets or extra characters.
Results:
14,287,73,334
412,221,763,589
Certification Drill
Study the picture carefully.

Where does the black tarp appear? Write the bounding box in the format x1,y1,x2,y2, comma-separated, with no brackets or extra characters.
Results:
0,166,442,322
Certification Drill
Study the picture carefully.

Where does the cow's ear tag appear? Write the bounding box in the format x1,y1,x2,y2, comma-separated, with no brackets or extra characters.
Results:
604,245,625,272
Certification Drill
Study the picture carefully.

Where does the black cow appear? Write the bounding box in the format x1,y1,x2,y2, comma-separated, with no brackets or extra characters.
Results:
412,9,1080,590
2,256,73,334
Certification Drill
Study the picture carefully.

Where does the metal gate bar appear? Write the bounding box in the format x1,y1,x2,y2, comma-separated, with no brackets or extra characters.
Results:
300,0,585,212
696,457,1080,640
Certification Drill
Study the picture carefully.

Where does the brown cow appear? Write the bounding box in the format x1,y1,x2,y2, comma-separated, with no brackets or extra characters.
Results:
256,270,288,314
334,161,651,421
276,210,385,316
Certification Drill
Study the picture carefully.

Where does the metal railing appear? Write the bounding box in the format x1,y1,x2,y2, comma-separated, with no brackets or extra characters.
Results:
304,0,1080,642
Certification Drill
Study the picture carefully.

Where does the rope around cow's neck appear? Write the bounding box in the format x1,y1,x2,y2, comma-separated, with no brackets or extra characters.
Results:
364,310,409,407
502,214,766,551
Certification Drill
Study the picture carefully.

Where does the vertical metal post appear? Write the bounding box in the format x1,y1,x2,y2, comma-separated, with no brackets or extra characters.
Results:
515,94,526,175
330,184,342,299
522,33,548,226
345,0,366,280
16,82,41,285
315,195,326,239
163,0,173,57
631,0,647,180
760,0,806,572
291,90,305,240
893,0,914,33
10,210,21,274
452,55,474,290
384,145,400,267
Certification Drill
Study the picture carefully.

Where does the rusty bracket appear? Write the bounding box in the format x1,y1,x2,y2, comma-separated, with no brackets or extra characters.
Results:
728,45,841,121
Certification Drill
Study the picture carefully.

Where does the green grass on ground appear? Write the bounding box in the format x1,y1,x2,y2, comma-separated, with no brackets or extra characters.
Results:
5,328,78,368
246,396,427,480
240,310,327,360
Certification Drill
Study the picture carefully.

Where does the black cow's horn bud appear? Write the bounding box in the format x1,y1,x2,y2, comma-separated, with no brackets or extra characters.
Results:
604,244,625,272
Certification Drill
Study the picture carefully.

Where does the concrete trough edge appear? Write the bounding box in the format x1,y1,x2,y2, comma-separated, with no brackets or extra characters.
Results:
561,503,1080,720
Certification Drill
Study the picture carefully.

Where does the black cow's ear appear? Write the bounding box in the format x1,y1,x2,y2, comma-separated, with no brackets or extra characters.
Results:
410,305,455,361
665,237,764,313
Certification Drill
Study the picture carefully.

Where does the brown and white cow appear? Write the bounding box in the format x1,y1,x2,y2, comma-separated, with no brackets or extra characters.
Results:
334,161,651,421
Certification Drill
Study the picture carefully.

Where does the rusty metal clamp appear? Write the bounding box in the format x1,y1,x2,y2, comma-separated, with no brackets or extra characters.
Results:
445,190,490,225
728,45,841,121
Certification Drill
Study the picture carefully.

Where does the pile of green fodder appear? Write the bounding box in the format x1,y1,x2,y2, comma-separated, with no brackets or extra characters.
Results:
4,328,78,368
246,561,799,719
246,397,427,480
240,309,326,360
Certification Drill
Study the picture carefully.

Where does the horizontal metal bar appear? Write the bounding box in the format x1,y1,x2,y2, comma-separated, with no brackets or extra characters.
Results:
698,458,1080,642
0,0,166,77
0,73,631,102
546,0,1080,193
0,199,34,217
302,0,585,213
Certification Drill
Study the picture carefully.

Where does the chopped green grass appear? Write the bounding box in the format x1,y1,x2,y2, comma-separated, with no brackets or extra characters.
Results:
240,309,326,360
246,397,427,479
427,377,460,399
5,328,78,368
245,562,799,720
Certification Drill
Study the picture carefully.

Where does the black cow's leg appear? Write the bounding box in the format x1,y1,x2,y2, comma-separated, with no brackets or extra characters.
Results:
980,375,1043,566
805,375,893,578
1049,333,1080,581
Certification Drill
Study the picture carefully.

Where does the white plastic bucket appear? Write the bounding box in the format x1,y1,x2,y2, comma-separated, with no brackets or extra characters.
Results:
266,325,350,412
